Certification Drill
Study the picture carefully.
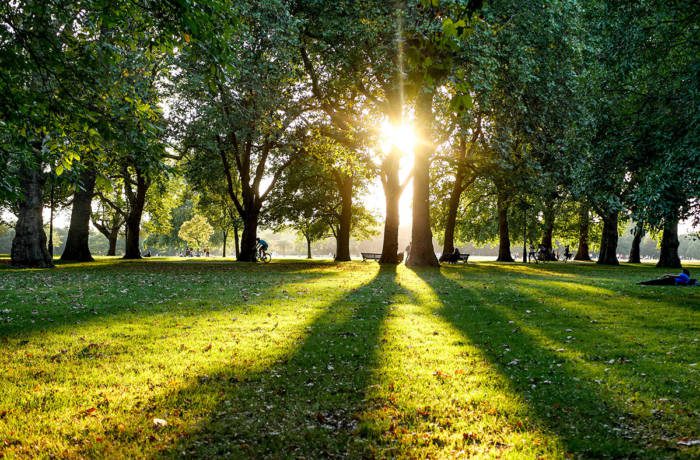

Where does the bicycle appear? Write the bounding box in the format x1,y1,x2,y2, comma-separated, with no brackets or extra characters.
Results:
257,248,272,263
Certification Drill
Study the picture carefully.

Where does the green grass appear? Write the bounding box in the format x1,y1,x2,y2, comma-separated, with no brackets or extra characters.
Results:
0,257,698,459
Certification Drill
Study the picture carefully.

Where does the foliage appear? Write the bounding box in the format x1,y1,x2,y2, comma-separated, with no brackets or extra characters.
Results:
177,215,213,251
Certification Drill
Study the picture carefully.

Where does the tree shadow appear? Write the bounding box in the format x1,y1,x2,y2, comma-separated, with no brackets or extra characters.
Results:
412,268,691,458
156,264,401,458
0,260,345,339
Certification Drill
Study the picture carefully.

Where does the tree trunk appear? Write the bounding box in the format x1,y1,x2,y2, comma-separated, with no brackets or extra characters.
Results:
61,167,97,262
122,166,149,260
440,163,465,262
335,174,352,261
306,234,312,259
222,229,228,258
574,204,591,261
406,90,439,267
11,167,53,268
656,219,681,268
107,232,118,256
541,201,555,259
496,190,514,262
597,210,619,265
238,212,259,262
124,212,143,259
234,225,240,258
628,221,643,264
379,151,402,264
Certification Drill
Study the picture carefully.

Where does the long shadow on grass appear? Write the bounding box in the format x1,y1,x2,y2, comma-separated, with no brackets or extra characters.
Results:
160,264,401,458
413,268,680,459
0,261,335,339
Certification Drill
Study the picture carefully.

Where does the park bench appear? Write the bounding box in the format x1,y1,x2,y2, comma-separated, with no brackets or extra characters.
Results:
361,252,382,261
442,252,470,264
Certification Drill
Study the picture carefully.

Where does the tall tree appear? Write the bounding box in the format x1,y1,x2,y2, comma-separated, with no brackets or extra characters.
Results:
173,1,309,262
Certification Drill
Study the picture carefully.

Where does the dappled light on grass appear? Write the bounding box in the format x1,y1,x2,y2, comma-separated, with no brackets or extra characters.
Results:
0,259,697,458
360,268,565,458
0,260,375,458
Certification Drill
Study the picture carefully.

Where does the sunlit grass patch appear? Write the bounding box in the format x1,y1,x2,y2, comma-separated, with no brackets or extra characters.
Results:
0,259,698,458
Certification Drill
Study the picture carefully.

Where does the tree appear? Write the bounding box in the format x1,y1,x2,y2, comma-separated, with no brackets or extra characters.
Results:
178,215,213,252
173,1,309,262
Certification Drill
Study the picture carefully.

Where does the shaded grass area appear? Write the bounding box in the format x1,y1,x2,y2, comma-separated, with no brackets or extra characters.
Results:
0,258,698,458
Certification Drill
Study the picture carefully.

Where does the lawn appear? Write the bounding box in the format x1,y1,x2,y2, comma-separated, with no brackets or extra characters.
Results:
0,258,698,459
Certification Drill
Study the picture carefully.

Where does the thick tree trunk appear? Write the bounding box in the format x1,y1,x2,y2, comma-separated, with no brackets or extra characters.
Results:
11,167,53,268
234,225,240,258
107,232,118,256
238,212,259,262
124,212,143,259
597,210,619,265
574,204,591,261
379,152,402,264
440,164,465,262
628,221,643,264
407,90,439,267
122,166,148,260
335,174,352,261
541,201,555,259
222,229,228,258
306,235,312,259
496,191,514,262
61,167,97,262
656,219,681,268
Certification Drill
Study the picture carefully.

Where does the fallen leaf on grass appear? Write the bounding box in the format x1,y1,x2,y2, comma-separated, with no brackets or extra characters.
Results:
153,418,168,428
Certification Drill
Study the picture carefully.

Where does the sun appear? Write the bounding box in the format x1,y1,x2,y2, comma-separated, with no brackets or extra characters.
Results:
379,120,417,156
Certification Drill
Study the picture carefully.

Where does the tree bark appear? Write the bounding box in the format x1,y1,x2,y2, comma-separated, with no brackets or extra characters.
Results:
233,225,240,258
335,173,352,261
222,229,228,258
11,167,53,268
306,234,312,259
540,201,555,259
440,142,468,261
496,190,514,262
61,167,97,262
123,166,149,260
379,151,402,264
238,211,259,262
628,221,643,264
597,210,619,265
656,219,681,268
107,231,118,256
407,90,439,267
574,204,591,261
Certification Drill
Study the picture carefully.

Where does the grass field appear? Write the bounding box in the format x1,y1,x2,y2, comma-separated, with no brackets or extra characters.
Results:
0,257,698,459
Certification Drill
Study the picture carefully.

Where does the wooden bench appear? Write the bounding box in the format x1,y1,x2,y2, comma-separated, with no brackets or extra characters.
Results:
361,252,382,261
444,253,470,264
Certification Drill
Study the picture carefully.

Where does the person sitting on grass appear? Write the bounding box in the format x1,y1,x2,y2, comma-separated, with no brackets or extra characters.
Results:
255,237,269,259
638,268,696,286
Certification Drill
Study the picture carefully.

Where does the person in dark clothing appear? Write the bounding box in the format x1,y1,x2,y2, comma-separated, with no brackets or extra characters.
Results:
638,269,695,286
448,247,461,263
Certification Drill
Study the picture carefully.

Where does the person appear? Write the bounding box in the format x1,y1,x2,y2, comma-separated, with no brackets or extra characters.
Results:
256,237,269,259
448,247,461,263
528,243,537,263
638,269,695,286
564,245,572,261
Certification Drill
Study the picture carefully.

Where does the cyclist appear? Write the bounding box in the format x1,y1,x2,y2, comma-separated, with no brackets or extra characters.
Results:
255,237,269,260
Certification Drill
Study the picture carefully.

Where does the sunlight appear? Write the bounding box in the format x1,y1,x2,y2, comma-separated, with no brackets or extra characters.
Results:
379,119,416,156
